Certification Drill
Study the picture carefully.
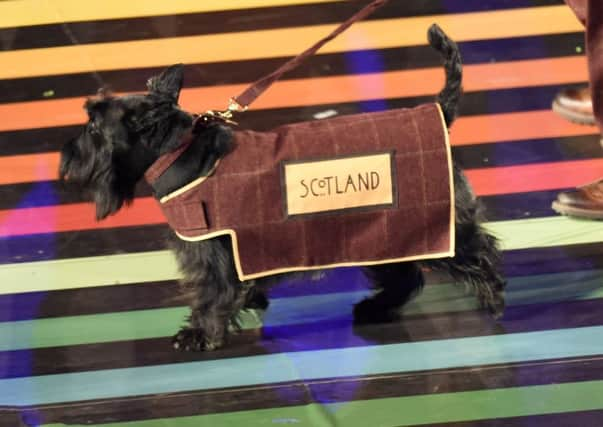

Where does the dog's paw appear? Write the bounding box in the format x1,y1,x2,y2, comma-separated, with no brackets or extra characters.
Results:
172,328,222,351
353,298,401,324
486,291,506,320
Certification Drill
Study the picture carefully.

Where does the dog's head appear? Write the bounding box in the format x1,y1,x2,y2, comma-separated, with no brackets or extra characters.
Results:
59,64,198,219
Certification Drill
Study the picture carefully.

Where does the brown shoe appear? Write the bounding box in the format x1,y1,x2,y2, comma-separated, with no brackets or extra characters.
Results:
552,179,603,219
552,86,596,125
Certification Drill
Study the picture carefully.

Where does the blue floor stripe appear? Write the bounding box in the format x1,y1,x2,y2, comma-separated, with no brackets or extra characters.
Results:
2,325,603,407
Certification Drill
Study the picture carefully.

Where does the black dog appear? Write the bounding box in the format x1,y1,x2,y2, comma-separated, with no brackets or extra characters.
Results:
60,25,505,351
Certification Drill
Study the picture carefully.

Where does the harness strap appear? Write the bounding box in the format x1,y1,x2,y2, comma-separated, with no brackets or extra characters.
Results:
144,132,193,183
145,114,205,183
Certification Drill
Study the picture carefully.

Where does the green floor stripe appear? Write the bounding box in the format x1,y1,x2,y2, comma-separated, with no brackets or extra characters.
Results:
0,306,263,352
2,269,601,352
42,380,603,426
484,216,603,251
0,250,181,295
1,216,602,295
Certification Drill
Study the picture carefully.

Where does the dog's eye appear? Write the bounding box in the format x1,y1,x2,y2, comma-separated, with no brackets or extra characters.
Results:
88,121,100,135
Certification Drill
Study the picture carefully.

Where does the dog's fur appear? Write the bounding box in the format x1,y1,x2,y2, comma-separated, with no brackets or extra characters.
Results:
60,25,505,351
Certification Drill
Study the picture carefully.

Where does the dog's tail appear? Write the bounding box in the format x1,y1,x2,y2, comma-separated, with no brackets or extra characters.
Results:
427,24,462,127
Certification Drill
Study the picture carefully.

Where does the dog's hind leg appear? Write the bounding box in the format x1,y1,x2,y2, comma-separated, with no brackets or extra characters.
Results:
424,168,506,317
354,262,425,323
424,224,505,317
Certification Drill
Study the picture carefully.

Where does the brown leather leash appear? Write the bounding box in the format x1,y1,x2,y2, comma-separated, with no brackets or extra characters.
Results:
202,0,390,125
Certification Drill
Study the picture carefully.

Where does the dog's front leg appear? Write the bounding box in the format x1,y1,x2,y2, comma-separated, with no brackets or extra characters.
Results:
170,237,247,351
173,282,239,351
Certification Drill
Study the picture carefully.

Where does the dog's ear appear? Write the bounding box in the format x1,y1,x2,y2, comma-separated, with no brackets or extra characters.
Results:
147,64,184,101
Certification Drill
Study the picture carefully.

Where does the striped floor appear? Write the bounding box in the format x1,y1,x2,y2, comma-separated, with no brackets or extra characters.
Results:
1,0,603,425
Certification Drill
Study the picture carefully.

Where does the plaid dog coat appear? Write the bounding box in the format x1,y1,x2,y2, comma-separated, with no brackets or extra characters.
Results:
144,0,455,281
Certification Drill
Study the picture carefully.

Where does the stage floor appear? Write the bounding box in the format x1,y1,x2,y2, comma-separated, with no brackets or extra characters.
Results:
2,0,603,425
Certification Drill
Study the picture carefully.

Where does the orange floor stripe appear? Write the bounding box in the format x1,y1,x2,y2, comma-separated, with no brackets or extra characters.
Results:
1,152,60,186
2,158,603,237
467,158,603,196
0,6,581,79
0,56,588,133
0,197,165,237
452,110,598,146
1,109,597,186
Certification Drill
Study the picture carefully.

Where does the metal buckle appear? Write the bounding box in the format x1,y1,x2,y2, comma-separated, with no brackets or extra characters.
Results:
199,98,248,126
200,109,238,125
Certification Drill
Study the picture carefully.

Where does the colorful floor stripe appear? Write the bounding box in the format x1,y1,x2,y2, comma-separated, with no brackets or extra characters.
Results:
0,57,590,132
2,32,585,106
40,380,603,427
3,84,595,159
1,110,597,185
1,1,603,425
1,215,603,294
0,6,582,79
2,161,603,239
3,267,603,353
0,0,346,29
3,326,603,407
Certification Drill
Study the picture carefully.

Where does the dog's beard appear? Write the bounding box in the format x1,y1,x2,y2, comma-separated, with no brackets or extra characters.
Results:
90,182,128,220
62,166,126,220
60,140,128,220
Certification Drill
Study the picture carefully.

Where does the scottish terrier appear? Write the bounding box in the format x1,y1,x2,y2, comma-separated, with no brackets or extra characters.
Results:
59,25,505,351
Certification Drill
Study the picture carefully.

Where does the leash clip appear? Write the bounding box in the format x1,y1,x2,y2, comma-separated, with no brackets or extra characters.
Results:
227,98,248,113
200,109,238,126
199,98,248,126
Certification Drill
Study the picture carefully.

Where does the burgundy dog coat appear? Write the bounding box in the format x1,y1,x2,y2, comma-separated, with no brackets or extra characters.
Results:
145,0,455,281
